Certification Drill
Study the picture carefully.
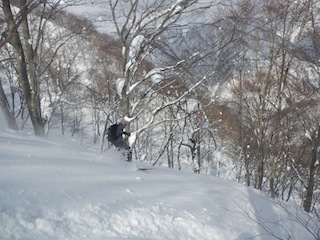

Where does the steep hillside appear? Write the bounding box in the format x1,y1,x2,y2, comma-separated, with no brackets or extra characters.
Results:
0,113,318,239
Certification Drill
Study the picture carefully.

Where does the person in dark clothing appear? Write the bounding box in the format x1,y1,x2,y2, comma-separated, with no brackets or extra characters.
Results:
110,120,132,162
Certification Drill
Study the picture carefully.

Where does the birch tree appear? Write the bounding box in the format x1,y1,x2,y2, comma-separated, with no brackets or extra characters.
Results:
0,0,40,130
1,0,49,136
108,0,215,138
1,0,93,136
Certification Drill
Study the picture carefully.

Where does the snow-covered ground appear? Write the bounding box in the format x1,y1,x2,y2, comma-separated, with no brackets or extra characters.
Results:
0,115,318,239
0,1,318,239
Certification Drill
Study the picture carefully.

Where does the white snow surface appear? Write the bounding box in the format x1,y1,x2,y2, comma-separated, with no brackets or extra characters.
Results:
1,1,318,239
0,126,317,239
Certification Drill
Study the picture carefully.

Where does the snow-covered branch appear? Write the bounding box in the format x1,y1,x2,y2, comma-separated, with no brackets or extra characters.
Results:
132,69,213,137
127,50,202,95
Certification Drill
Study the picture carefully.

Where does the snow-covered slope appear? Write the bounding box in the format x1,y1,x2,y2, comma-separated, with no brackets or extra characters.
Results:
0,124,318,239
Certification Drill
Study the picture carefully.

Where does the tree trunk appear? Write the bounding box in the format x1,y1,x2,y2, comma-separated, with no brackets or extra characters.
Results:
196,145,201,174
3,0,45,136
20,0,45,136
303,128,320,212
270,157,277,198
239,69,250,186
303,149,317,212
256,108,265,190
0,80,18,130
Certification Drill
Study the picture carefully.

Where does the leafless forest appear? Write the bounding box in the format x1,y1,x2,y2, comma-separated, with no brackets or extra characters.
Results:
0,0,319,218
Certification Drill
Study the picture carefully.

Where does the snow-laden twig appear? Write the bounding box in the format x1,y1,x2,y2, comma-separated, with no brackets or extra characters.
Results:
133,69,213,137
127,51,203,95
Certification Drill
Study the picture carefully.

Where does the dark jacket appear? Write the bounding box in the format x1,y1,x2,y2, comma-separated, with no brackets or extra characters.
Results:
113,123,130,148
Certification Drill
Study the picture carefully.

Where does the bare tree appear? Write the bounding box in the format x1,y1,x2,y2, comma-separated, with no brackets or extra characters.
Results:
1,0,60,136
1,0,98,137
108,0,218,137
0,0,42,130
219,0,316,196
